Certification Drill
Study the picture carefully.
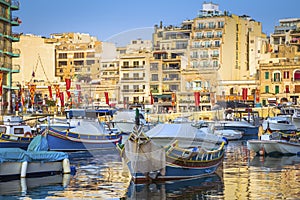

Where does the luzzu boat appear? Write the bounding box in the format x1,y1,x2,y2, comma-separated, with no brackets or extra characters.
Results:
39,109,122,151
117,109,225,183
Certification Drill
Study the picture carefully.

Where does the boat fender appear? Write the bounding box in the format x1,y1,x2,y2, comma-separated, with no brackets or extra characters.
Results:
63,158,71,174
24,132,32,138
21,161,28,178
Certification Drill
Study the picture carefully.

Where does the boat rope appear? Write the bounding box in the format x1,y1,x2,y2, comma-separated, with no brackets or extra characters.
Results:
29,54,51,84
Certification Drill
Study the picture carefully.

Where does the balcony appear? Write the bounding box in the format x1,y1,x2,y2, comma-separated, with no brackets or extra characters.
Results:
121,65,145,70
121,89,144,93
4,48,20,57
11,0,20,10
0,63,20,73
11,16,21,26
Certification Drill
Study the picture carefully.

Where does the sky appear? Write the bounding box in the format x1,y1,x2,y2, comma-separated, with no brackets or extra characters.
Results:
14,0,300,46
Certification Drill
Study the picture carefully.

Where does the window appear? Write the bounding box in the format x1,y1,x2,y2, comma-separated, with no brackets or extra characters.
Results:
74,52,84,59
151,74,158,81
265,72,269,79
214,41,220,47
59,53,67,59
218,21,224,28
123,73,129,78
14,128,24,135
283,71,290,79
275,85,279,94
133,73,139,78
216,31,222,38
265,85,269,93
285,85,290,93
123,61,129,67
133,61,139,66
208,22,215,29
206,32,213,38
273,72,280,82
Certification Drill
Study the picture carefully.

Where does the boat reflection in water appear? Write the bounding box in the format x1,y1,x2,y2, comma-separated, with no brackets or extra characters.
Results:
249,155,300,170
126,173,224,199
0,174,70,198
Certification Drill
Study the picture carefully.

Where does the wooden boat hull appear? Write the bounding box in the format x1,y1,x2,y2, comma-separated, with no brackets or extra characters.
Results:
0,133,33,150
128,163,222,184
44,128,122,151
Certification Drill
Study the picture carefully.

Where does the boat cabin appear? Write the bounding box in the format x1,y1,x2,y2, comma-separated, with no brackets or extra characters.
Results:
0,116,33,137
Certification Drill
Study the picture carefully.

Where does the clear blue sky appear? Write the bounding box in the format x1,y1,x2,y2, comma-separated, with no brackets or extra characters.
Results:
14,0,300,46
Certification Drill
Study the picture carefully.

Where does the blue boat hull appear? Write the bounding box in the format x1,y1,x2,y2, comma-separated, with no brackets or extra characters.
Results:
44,129,122,151
127,162,222,183
0,141,30,150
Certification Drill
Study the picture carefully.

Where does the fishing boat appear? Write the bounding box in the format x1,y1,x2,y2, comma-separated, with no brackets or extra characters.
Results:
117,109,225,183
0,116,36,150
39,109,122,151
0,135,70,179
145,123,225,148
247,132,300,156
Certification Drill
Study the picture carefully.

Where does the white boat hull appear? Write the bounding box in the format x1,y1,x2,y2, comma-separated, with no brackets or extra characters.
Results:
262,121,296,131
247,139,300,155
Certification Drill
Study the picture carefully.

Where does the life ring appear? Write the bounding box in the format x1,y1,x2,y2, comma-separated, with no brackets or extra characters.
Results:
24,132,32,138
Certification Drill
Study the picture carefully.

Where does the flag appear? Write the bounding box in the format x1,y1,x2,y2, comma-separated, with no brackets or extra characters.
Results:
255,89,260,103
65,78,71,99
76,84,81,103
59,92,64,107
48,85,53,99
104,92,109,105
242,88,248,101
150,92,154,105
171,92,176,107
194,91,200,106
54,84,60,98
0,72,3,97
28,84,36,105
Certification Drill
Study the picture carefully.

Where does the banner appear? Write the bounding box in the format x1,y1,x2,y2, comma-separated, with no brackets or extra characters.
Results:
255,89,260,103
28,84,36,105
65,78,71,99
59,92,64,107
171,92,176,107
76,84,81,103
194,91,200,106
242,88,248,101
104,92,109,105
54,84,60,98
48,85,53,99
0,72,3,96
150,92,154,105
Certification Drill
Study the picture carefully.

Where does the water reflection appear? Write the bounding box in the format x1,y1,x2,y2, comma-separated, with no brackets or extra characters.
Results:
1,142,300,199
0,174,70,199
223,141,300,200
127,173,224,199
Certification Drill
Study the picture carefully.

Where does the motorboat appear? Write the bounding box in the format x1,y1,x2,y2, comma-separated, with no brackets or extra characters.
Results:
247,132,300,156
0,135,70,179
262,115,297,132
0,116,36,149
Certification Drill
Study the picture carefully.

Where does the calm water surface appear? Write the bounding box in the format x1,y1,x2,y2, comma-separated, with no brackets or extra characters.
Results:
1,141,300,199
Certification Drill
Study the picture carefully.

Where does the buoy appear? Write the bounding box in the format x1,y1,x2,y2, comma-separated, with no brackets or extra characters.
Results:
63,158,71,174
21,161,28,178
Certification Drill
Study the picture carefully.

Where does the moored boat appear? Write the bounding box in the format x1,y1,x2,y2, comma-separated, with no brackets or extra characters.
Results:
117,109,226,183
0,116,36,150
0,135,70,179
39,109,122,151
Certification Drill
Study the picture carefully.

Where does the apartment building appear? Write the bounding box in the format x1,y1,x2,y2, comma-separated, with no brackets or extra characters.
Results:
0,0,21,113
118,39,152,107
189,2,266,106
259,18,300,105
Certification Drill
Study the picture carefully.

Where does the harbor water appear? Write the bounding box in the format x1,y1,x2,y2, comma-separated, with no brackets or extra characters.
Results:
1,141,300,199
